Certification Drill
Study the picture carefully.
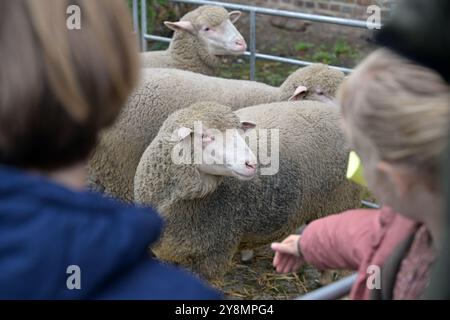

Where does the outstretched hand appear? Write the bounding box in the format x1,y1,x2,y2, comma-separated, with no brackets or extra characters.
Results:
271,235,304,274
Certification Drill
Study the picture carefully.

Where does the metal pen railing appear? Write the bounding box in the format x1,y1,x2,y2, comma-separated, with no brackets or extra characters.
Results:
135,0,372,79
296,273,358,300
132,0,139,34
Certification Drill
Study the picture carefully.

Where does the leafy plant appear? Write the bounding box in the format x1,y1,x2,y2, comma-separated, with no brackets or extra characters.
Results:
312,51,336,65
127,0,168,34
332,39,352,56
294,41,314,52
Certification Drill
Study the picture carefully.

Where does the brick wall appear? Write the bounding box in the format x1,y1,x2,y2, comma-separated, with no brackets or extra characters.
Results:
231,0,395,21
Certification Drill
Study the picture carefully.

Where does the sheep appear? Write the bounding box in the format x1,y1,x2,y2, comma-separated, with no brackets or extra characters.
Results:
134,101,363,280
87,64,344,202
141,5,247,75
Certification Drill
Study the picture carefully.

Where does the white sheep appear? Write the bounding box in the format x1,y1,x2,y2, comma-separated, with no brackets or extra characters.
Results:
141,5,246,75
88,64,344,201
134,101,363,280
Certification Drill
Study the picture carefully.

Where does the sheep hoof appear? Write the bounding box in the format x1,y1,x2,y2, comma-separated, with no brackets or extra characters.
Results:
240,249,254,263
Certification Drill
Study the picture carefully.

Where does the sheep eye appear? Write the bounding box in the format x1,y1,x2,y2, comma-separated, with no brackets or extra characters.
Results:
315,89,324,95
204,27,210,32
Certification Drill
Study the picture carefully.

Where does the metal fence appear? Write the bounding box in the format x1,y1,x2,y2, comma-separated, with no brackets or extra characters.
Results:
134,0,372,80
296,273,358,300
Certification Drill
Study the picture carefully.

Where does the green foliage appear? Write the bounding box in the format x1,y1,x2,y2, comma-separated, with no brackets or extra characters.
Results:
312,51,336,65
291,39,361,66
258,61,298,86
217,59,298,86
332,39,352,56
294,41,314,52
127,0,168,34
217,40,363,85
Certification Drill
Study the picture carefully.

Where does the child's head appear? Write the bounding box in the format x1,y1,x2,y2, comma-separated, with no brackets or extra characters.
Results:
338,49,450,221
0,0,138,171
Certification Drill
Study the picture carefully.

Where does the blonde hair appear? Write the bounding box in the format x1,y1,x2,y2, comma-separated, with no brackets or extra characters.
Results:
338,49,450,186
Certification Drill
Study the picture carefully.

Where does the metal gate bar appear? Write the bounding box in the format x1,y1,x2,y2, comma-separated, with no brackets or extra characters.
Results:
136,0,373,78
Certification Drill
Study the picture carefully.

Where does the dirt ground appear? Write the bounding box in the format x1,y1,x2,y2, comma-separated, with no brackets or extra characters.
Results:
211,245,352,300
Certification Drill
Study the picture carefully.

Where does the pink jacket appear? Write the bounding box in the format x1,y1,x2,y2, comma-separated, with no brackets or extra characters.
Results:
299,206,416,299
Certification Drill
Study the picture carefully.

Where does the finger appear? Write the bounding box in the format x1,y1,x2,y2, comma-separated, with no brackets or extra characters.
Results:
280,256,291,273
276,256,286,273
291,258,301,273
276,255,289,273
273,243,297,256
285,235,300,244
289,257,303,273
292,260,303,273
285,235,298,243
271,243,283,254
273,252,281,271
273,251,280,268
283,257,296,274
274,251,287,269
271,242,281,251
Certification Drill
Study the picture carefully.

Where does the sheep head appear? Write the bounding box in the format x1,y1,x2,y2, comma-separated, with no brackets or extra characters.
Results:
168,102,257,182
135,102,257,208
280,63,345,104
165,5,246,58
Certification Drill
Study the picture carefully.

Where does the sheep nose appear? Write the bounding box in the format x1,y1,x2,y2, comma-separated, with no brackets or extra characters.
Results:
245,161,257,170
235,39,247,49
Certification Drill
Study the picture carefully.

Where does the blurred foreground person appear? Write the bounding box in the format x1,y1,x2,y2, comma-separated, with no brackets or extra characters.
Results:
376,0,450,83
376,0,450,299
272,49,450,299
0,0,220,299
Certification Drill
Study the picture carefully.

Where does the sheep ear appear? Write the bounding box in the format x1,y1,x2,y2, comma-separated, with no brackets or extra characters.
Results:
176,127,193,141
228,11,242,24
240,121,256,132
164,21,195,34
288,85,308,101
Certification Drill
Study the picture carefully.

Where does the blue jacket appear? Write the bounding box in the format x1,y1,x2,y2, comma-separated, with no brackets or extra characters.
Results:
0,165,221,299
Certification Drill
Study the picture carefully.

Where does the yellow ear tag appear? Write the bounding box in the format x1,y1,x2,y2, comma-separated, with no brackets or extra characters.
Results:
346,151,367,187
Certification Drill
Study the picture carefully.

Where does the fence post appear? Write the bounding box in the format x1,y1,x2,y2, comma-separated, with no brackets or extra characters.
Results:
249,10,256,81
140,0,148,52
132,0,139,34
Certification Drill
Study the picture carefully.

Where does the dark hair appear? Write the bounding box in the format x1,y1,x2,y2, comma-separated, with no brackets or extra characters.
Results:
376,0,450,83
0,0,139,170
